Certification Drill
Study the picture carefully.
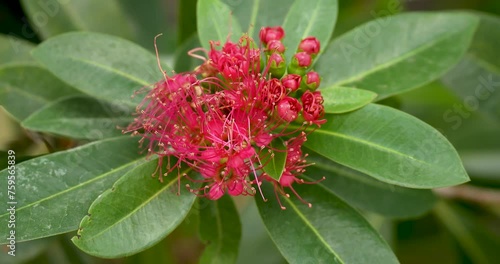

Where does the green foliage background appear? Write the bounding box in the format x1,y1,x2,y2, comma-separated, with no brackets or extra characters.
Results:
1,0,499,263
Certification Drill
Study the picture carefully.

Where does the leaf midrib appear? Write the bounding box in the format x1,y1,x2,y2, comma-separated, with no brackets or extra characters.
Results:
247,0,260,36
67,56,150,87
300,2,321,40
284,199,344,264
0,156,144,218
331,26,469,87
290,124,431,167
212,199,225,264
0,84,51,104
81,168,192,241
24,116,133,125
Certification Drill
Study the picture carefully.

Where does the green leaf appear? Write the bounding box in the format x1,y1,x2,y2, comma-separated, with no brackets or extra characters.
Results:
32,32,169,108
442,12,500,123
317,12,479,99
321,86,377,113
22,96,132,140
199,195,241,264
197,0,243,50
302,103,469,188
174,33,202,73
306,151,437,218
178,0,198,45
261,139,287,181
256,183,399,264
0,137,144,243
20,0,135,41
0,64,81,121
282,0,338,63
0,34,35,66
71,159,199,258
236,200,286,264
222,0,294,40
434,201,500,264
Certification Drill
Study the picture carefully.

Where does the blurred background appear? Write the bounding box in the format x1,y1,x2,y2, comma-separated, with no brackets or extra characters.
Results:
1,0,500,263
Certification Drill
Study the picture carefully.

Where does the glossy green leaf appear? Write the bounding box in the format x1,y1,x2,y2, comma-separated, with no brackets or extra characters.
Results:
222,0,294,40
261,139,287,181
256,183,398,264
236,200,286,264
434,201,500,264
32,32,169,108
305,151,437,218
442,12,500,123
0,34,35,66
0,64,81,121
20,0,135,41
301,103,469,188
197,0,243,50
282,0,338,63
178,0,198,45
72,159,199,258
22,96,132,140
321,86,377,113
174,34,202,73
317,12,479,99
118,0,172,52
0,137,144,243
199,195,241,264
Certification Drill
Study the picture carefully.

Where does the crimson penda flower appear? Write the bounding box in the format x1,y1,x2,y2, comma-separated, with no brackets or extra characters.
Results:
125,27,327,209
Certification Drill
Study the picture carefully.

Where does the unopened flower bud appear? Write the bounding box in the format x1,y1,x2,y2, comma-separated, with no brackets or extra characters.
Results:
208,184,225,200
259,26,285,45
279,171,296,187
281,74,302,92
298,37,320,56
268,53,286,78
277,97,302,122
267,40,285,53
288,52,311,75
228,180,244,196
301,71,321,90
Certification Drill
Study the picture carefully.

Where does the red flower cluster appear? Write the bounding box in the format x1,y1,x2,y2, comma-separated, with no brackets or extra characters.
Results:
125,26,326,209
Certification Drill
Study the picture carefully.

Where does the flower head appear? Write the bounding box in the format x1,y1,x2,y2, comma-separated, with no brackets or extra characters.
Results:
125,26,327,209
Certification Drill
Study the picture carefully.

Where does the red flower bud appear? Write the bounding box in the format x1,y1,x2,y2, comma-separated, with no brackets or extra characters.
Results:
228,180,244,196
277,97,302,122
267,40,285,53
288,52,311,75
279,171,296,187
298,37,320,55
302,71,321,90
281,74,302,92
301,91,326,124
269,53,285,68
259,26,285,45
208,183,224,200
268,53,286,78
293,52,312,67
